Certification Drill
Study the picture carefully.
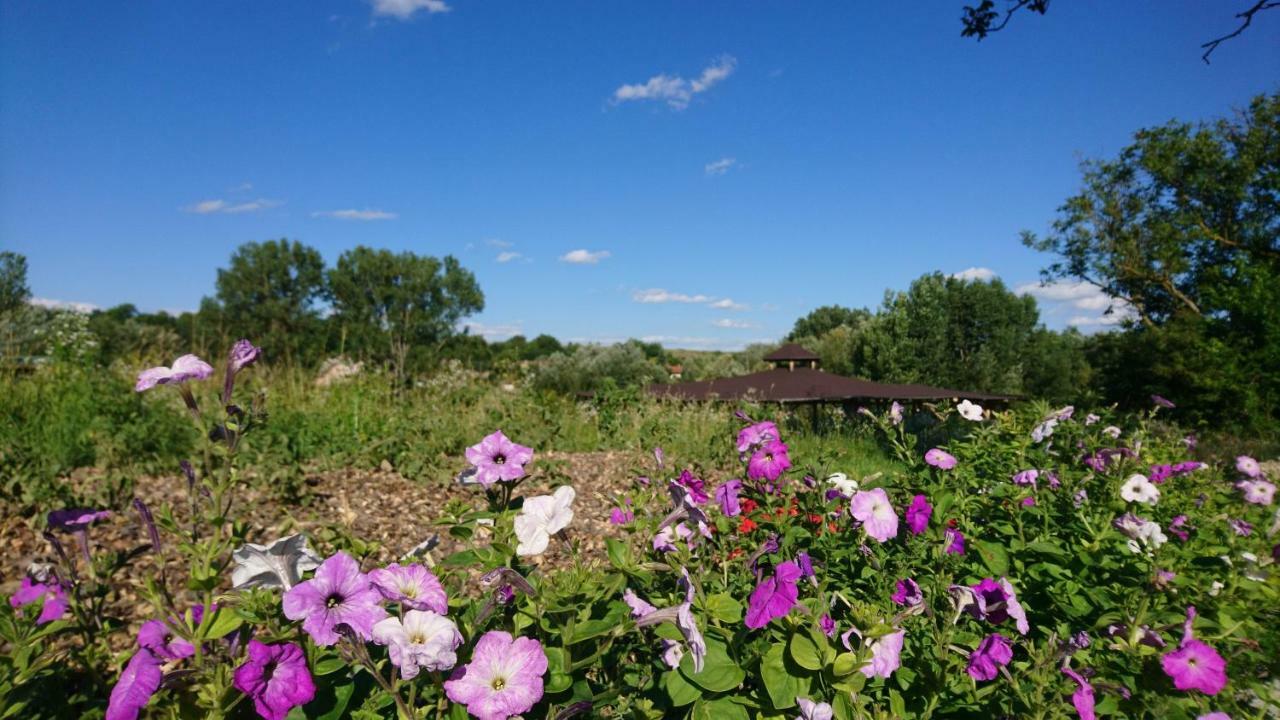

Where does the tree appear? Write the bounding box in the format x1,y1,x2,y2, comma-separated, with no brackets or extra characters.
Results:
786,305,870,342
852,273,1041,394
1024,93,1280,429
0,252,30,315
326,247,484,380
213,240,327,366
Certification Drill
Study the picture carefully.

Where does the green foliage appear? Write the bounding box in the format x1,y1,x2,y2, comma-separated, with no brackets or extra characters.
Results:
0,251,30,315
786,305,870,342
212,239,328,366
532,341,669,396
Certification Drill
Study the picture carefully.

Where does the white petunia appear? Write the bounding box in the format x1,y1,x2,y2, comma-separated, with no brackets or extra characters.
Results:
1102,425,1122,439
1120,474,1160,505
956,399,984,421
514,486,576,556
826,472,859,497
371,610,462,678
1126,520,1167,554
230,534,322,590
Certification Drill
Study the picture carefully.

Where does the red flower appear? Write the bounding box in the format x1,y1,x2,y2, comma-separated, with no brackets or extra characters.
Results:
741,498,759,514
947,518,959,528
739,517,758,533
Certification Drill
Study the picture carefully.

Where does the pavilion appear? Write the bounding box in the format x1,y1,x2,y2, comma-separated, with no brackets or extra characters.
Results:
647,343,1013,405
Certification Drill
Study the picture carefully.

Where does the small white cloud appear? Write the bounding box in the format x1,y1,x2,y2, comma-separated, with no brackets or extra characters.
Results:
485,238,513,248
312,209,398,221
229,182,254,193
184,198,281,214
710,298,748,311
463,321,522,339
950,267,998,282
613,55,737,110
560,249,611,265
371,0,449,20
633,288,712,304
1017,280,1138,329
712,318,753,329
30,297,99,314
704,157,737,176
496,251,523,263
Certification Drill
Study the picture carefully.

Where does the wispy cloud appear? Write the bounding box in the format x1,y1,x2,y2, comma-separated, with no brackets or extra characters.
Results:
462,321,522,339
704,157,737,176
371,0,449,20
312,209,398,221
950,267,998,282
613,55,737,110
183,198,281,215
496,251,523,263
1016,280,1137,329
710,298,748,311
560,249,611,265
633,288,713,304
229,182,254,192
31,297,99,314
485,238,513,249
712,318,754,329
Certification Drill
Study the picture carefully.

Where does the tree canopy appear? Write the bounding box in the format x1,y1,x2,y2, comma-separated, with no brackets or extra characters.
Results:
212,239,327,365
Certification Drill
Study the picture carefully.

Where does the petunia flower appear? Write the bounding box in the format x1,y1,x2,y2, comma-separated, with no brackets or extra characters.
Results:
849,488,899,542
282,552,387,646
956,399,984,421
135,354,214,392
1032,418,1058,443
1161,606,1227,695
233,640,316,720
623,588,657,619
859,629,904,678
736,421,779,453
675,469,710,504
1061,664,1096,720
1114,514,1167,554
372,610,463,678
464,430,534,487
1151,394,1175,409
925,448,957,470
1236,479,1275,505
1085,413,1100,425
444,631,547,720
137,604,207,660
820,614,836,637
1120,474,1160,505
106,649,163,720
715,479,743,517
609,506,634,525
47,508,112,532
745,561,802,629
945,528,966,555
1235,455,1262,478
967,634,1013,681
905,494,931,535
795,697,834,720
891,578,922,607
9,576,68,625
1229,519,1252,537
1012,469,1039,487
367,563,447,613
889,401,904,425
748,439,792,482
231,534,323,591
826,472,859,497
660,639,684,669
961,577,1030,635
514,486,575,556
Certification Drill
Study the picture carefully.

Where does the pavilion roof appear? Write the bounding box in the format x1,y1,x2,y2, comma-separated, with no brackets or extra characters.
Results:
762,343,820,362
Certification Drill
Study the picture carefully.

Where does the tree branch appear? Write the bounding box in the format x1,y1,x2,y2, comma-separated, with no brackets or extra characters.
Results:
1201,0,1280,64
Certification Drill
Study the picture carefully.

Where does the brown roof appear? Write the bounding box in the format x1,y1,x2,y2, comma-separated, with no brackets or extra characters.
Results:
647,367,1014,403
763,343,820,362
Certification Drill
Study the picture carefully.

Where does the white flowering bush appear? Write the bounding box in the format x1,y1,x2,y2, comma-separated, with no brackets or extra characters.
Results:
3,341,1278,719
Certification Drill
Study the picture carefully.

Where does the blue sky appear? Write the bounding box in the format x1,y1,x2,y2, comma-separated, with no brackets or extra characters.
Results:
2,1,1277,349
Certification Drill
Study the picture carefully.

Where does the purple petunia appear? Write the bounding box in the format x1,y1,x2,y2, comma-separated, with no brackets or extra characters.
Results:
1161,606,1227,695
137,604,207,660
715,479,743,517
1012,469,1039,487
1235,455,1262,478
609,505,634,525
135,354,214,392
819,614,836,638
464,430,534,486
850,488,899,542
905,494,931,535
955,577,1030,635
105,649,163,720
745,561,802,629
444,631,547,720
9,576,68,625
282,552,387,646
367,563,447,614
891,578,922,607
945,528,966,555
967,634,1013,681
1237,479,1275,505
736,421,779,453
747,439,792,482
233,640,316,720
675,469,710,504
47,508,111,532
1152,394,1176,409
1062,665,1096,720
925,448,957,470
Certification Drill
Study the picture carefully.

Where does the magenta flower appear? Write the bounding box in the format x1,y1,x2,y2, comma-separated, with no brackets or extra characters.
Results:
228,339,262,373
368,563,447,614
609,506,634,525
135,354,214,392
1021,496,1036,508
1198,714,1230,720
137,604,206,660
967,634,1013,681
820,614,836,637
849,488,899,542
1061,665,1096,720
925,448,957,470
945,528,966,555
444,631,547,720
736,420,779,452
905,494,931,535
233,640,316,720
1235,455,1262,478
1012,469,1039,487
891,578,922,607
1229,519,1253,536
748,439,791,482
106,650,163,720
47,508,111,532
1162,606,1227,695
715,479,743,517
464,430,534,486
675,469,710,504
9,577,68,625
282,552,387,646
1237,479,1275,505
745,561,802,629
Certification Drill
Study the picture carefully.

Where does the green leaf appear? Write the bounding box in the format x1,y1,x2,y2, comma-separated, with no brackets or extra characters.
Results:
605,538,632,570
202,607,243,640
974,539,1010,576
832,652,860,677
761,642,810,710
662,668,701,707
1024,540,1068,557
789,631,824,671
692,697,750,720
703,593,743,624
679,637,744,693
310,681,356,720
312,656,347,676
566,619,615,645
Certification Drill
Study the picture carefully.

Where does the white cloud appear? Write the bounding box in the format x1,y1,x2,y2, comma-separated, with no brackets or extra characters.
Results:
712,318,754,329
613,55,737,110
485,238,513,248
371,0,449,20
229,182,254,192
560,249,611,265
639,335,773,351
633,288,713,304
710,298,748,311
312,209,398,221
496,251,523,263
1017,280,1138,329
183,198,281,215
30,297,99,314
705,157,737,176
463,321,522,339
950,267,998,282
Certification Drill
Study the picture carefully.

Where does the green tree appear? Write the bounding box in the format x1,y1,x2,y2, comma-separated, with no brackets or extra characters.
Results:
0,252,30,314
326,246,484,380
212,239,327,366
1025,92,1280,429
786,305,870,342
